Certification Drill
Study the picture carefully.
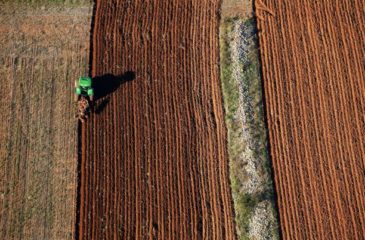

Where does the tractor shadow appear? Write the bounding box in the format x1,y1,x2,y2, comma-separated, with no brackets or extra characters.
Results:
92,71,135,114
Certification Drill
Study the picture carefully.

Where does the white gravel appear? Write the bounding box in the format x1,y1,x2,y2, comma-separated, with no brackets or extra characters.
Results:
228,18,279,239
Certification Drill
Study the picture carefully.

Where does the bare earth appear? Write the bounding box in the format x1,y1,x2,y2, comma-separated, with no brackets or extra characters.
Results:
0,4,92,239
256,0,365,239
78,0,236,239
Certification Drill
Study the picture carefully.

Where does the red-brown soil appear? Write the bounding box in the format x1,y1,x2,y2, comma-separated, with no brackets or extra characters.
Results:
255,0,365,239
78,0,236,239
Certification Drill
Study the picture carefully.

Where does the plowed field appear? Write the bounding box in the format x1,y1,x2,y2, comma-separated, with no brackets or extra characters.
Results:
255,0,365,239
78,1,236,239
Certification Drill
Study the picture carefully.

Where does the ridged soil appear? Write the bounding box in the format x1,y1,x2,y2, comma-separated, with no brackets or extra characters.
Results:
78,1,236,239
255,0,365,239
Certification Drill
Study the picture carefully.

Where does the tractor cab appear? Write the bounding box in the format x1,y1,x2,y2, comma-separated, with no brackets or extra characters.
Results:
75,76,94,101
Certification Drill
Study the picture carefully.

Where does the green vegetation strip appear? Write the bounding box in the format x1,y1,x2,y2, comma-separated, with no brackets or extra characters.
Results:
220,17,279,239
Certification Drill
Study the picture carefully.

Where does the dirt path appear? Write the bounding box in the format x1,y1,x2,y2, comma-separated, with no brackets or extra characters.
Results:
0,5,92,239
255,0,365,239
78,0,236,239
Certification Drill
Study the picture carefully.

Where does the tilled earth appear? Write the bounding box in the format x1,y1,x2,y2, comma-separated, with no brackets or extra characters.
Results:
256,0,365,239
78,0,236,239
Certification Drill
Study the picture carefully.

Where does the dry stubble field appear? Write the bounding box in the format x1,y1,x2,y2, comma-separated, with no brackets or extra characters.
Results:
0,4,92,239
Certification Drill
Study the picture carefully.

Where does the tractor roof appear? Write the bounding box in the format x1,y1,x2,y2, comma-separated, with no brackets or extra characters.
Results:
79,77,92,87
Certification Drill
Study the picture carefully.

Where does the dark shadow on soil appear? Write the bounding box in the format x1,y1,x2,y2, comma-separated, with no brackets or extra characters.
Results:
93,71,136,100
92,71,136,113
94,97,110,114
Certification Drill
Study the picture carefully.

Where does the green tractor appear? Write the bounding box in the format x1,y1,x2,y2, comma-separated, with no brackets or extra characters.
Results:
75,76,94,101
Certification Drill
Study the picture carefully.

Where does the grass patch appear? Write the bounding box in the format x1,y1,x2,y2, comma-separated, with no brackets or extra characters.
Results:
220,17,279,239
